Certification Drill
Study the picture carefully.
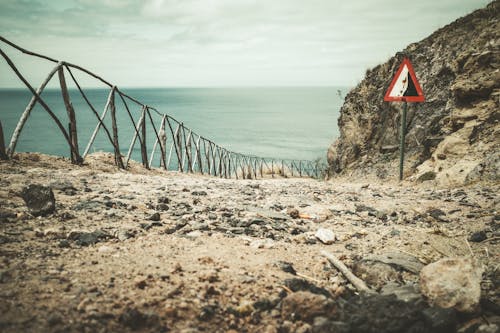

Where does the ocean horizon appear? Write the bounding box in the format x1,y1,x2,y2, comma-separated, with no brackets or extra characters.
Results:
0,86,347,164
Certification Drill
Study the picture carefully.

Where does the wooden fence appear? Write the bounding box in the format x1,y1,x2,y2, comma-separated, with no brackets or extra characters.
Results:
0,36,325,179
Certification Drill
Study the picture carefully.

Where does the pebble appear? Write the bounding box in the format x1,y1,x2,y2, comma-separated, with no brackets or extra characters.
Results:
250,239,275,249
315,228,336,244
236,300,254,316
469,230,487,242
185,230,203,239
148,212,161,221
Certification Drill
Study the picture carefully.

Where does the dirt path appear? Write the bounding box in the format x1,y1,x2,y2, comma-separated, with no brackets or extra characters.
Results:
0,153,498,332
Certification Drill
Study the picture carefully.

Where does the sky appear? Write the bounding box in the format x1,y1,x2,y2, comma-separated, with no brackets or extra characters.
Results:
0,0,492,88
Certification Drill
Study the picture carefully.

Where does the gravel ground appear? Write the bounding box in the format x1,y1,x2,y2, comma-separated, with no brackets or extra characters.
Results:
0,153,498,332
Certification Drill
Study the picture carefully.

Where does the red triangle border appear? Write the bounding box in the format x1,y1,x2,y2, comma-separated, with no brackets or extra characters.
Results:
384,57,425,102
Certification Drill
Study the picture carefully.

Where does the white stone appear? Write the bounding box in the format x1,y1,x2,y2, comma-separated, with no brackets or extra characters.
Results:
250,239,275,249
419,257,483,312
98,245,113,253
315,228,336,244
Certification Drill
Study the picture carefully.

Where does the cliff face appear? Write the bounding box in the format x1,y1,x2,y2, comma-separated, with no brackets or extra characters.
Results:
327,1,499,185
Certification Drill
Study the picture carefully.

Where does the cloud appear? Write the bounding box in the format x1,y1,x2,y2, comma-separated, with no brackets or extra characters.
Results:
0,0,492,87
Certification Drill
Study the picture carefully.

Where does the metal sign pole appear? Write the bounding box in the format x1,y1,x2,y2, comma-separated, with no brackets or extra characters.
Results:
399,101,408,181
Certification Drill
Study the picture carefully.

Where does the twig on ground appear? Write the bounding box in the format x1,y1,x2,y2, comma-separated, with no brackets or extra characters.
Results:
320,250,374,294
481,236,500,243
465,237,475,258
296,272,322,284
281,285,293,294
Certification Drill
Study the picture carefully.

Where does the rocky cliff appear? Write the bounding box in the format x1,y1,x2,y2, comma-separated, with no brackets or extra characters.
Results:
327,1,499,186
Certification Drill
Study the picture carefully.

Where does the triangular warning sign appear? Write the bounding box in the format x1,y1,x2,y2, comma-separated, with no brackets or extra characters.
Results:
384,58,425,102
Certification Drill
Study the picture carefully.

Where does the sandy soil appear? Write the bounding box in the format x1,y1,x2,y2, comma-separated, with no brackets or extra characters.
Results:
0,153,498,332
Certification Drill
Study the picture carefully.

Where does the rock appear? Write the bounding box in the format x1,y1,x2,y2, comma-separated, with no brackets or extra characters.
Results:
72,200,106,212
155,203,169,211
140,221,162,230
21,184,56,216
191,221,209,231
420,257,483,312
381,283,422,303
363,252,424,274
355,204,377,213
245,206,289,221
134,277,148,289
418,171,437,182
148,212,161,221
0,270,12,283
158,196,170,204
235,300,254,316
276,261,297,275
253,299,275,312
191,190,207,196
199,305,218,320
49,180,76,191
353,260,400,290
295,323,312,333
315,228,336,244
312,317,350,333
250,239,275,249
284,278,331,298
68,230,110,246
0,209,16,219
46,313,63,326
58,240,71,248
118,307,159,330
475,324,500,333
427,208,448,222
338,293,432,332
287,208,300,219
469,230,487,242
281,291,334,322
115,228,135,241
421,307,457,333
185,230,202,239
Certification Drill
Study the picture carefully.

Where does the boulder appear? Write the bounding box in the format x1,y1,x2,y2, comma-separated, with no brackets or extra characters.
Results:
419,257,483,312
21,184,56,216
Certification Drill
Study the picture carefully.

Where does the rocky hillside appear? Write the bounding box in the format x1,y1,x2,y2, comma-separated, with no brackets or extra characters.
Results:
327,1,499,186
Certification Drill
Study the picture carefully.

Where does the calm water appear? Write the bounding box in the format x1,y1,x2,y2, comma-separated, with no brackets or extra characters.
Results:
0,87,345,164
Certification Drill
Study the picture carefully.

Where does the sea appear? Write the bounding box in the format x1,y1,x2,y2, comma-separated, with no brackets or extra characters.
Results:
0,87,346,165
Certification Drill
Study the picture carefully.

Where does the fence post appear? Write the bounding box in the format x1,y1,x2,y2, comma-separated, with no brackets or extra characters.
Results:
159,116,167,169
141,108,149,169
109,87,124,169
58,65,81,164
194,136,202,174
0,120,7,160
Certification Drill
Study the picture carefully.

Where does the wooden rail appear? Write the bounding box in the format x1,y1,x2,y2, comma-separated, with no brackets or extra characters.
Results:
0,36,326,179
